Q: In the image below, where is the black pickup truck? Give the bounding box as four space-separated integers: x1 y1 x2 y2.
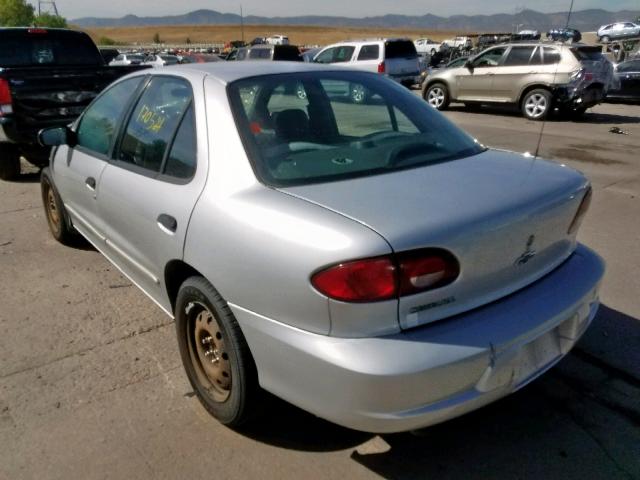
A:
0 28 147 179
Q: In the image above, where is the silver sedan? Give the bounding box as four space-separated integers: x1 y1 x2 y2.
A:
38 62 604 433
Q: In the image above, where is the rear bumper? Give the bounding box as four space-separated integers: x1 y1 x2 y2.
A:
554 84 606 109
231 244 605 433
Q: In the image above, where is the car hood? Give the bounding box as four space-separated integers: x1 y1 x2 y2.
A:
281 149 589 329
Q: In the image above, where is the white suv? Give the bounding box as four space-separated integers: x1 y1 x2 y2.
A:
313 38 420 88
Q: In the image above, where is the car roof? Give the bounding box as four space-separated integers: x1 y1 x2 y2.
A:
168 61 366 84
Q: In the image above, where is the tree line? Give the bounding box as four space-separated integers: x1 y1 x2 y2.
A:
0 0 67 28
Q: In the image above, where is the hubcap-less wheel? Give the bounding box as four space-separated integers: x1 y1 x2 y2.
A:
427 86 445 109
45 184 62 236
188 303 232 402
524 93 548 119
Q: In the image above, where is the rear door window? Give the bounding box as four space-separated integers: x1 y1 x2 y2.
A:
116 77 193 174
357 45 380 61
163 104 197 180
542 47 561 64
504 46 536 66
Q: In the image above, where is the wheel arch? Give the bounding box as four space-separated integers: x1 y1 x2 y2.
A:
165 260 206 314
423 79 451 99
518 84 552 107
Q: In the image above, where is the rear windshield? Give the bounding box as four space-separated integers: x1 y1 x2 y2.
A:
0 29 103 67
228 72 483 187
571 47 604 61
385 40 418 59
273 46 302 61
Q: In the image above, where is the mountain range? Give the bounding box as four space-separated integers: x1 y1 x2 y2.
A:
73 8 640 32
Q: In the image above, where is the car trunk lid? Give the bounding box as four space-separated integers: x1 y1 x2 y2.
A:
281 149 589 330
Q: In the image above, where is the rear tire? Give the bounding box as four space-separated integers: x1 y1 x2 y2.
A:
41 168 77 245
0 144 21 181
424 83 450 110
600 35 610 43
175 277 261 427
349 83 369 104
521 89 551 121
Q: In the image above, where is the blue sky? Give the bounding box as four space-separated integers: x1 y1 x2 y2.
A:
50 0 639 19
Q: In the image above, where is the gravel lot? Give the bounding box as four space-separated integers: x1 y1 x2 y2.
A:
1 101 639 480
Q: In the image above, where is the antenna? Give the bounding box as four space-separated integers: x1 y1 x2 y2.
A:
240 5 245 43
533 0 574 158
38 0 59 16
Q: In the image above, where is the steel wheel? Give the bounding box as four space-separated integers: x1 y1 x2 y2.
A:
40 168 77 245
175 276 260 426
188 302 232 402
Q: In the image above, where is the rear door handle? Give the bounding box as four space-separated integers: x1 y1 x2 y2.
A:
85 177 96 190
157 214 177 234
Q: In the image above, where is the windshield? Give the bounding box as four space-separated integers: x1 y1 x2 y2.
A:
228 72 484 187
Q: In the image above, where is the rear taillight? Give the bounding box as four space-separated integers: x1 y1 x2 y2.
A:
377 61 386 73
568 187 592 235
27 28 48 34
397 249 460 296
0 78 12 116
311 249 459 303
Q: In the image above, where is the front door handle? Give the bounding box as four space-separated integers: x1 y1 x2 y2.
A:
85 177 96 190
157 214 177 234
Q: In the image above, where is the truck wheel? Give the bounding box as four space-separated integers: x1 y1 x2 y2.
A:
0 145 21 180
424 83 450 110
522 89 551 121
41 168 77 245
175 277 260 427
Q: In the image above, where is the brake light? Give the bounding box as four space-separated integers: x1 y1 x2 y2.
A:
311 249 459 303
397 250 460 296
0 78 12 116
27 28 48 34
568 187 592 235
378 61 386 73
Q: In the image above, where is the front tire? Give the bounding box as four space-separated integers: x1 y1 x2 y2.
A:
424 83 450 110
0 144 21 180
521 89 551 121
175 277 260 427
41 168 77 245
600 35 610 43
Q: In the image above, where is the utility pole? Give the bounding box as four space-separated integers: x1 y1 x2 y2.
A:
240 5 245 43
38 1 59 16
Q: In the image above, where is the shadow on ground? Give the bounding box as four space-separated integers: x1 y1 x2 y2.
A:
447 104 640 125
238 304 640 478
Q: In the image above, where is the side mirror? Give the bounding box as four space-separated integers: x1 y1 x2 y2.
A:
38 126 76 147
465 60 474 72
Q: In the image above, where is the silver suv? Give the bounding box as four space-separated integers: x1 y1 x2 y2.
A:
423 43 613 120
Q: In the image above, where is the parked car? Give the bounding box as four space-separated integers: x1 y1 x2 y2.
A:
249 37 267 45
546 28 582 43
180 53 222 64
110 53 146 66
266 35 289 45
98 47 120 64
38 62 603 433
441 36 473 50
237 44 302 62
313 38 420 87
300 47 322 62
143 54 180 68
423 42 613 120
0 27 147 180
597 22 640 43
414 38 442 56
607 59 640 102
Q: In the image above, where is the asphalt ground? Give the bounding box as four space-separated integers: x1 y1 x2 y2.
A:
1 101 639 480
